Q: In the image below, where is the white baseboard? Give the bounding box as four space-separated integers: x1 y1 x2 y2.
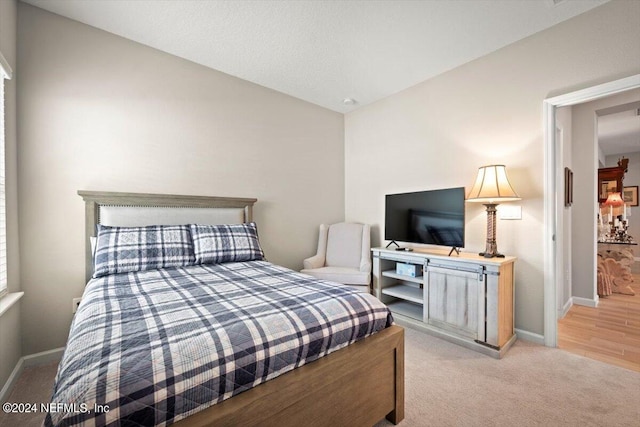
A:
514 328 545 345
0 358 23 403
557 298 573 319
0 347 64 403
22 347 65 368
572 296 599 308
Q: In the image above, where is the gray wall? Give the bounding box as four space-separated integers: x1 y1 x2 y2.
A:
571 89 640 301
345 0 640 336
17 4 345 355
0 0 22 392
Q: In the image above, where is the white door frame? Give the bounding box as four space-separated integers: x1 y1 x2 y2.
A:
543 74 640 347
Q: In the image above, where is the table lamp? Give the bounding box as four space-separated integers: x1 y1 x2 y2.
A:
467 165 521 258
603 192 624 221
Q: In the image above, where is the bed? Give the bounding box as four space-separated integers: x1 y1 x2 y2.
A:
45 191 404 426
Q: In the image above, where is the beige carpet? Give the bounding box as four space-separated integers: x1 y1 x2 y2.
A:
0 361 58 427
2 328 640 427
376 328 640 426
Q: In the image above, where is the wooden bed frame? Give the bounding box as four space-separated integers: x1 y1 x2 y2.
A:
78 190 404 426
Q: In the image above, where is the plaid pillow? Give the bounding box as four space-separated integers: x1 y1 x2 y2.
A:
190 222 264 265
93 225 195 278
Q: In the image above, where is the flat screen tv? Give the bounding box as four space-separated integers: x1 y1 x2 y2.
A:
385 187 465 249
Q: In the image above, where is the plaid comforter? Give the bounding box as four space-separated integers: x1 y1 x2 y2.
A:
45 261 392 426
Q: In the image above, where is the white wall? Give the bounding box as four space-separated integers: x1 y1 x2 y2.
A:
571 89 640 301
17 4 345 355
598 146 606 168
0 0 22 391
345 0 640 336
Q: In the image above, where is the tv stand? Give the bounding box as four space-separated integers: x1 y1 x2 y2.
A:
371 247 517 358
448 247 460 256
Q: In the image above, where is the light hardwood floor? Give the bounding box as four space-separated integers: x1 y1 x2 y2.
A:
558 273 640 372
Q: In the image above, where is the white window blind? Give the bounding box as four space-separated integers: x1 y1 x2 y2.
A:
0 51 11 298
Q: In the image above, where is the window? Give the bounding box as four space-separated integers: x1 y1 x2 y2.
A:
0 52 11 298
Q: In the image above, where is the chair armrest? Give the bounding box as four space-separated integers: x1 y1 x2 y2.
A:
360 259 372 273
359 224 372 273
304 254 325 270
303 224 329 270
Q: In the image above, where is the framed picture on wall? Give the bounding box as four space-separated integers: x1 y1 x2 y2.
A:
623 186 638 207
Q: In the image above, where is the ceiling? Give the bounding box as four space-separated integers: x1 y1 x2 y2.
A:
23 0 608 113
599 107 640 156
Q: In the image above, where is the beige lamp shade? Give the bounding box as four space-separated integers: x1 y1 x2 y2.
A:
467 165 521 203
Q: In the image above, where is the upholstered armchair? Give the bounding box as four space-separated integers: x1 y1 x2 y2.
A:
301 222 371 293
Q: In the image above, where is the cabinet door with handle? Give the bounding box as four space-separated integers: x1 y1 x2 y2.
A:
425 265 484 340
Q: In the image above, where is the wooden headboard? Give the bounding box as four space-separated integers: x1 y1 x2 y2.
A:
78 190 257 282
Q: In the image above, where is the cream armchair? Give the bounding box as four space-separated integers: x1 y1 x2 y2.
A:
301 222 371 293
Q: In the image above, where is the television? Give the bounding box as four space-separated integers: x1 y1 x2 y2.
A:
385 187 465 249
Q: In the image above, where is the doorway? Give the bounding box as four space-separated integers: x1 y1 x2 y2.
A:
543 74 640 348
556 98 640 371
